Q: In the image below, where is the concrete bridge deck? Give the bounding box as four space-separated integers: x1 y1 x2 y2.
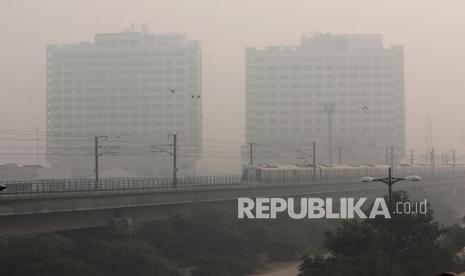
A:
0 176 463 235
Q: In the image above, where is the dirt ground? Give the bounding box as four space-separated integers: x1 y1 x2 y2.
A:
249 261 300 276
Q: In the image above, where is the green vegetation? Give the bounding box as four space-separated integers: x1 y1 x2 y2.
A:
298 191 465 276
1 192 463 276
0 206 335 276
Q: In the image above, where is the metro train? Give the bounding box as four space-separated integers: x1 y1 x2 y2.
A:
241 163 462 183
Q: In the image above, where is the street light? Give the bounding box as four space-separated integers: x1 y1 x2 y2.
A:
360 167 421 276
360 167 421 205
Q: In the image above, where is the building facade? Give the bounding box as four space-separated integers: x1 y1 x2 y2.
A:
46 31 202 177
0 164 71 182
245 33 405 165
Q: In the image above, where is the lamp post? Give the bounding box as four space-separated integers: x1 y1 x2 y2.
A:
361 167 421 276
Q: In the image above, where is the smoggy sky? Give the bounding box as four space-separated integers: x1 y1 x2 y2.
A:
1 0 464 170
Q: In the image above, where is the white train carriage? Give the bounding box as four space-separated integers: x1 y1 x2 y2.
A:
315 164 389 181
243 163 393 183
242 163 463 184
359 164 390 179
394 164 461 177
242 164 313 182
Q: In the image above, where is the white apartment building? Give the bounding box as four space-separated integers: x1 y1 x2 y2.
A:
245 33 405 165
46 31 202 177
0 164 71 182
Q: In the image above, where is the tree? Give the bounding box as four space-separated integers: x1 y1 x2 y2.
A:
92 240 179 276
0 233 85 276
299 191 465 276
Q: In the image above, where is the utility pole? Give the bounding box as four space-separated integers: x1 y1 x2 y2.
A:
338 146 342 164
452 149 456 173
94 136 119 188
431 148 435 177
150 135 177 187
385 146 389 165
95 136 99 187
312 141 316 181
323 103 335 165
35 128 39 165
94 136 107 188
390 146 394 169
168 134 177 188
388 167 393 276
426 109 434 155
249 142 257 166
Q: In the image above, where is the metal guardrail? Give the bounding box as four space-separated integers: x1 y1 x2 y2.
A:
0 176 243 198
0 170 463 199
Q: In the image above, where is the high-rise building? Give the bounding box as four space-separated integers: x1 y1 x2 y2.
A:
245 33 405 165
46 31 202 177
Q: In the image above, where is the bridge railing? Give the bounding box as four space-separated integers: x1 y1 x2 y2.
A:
0 174 359 197
0 176 245 197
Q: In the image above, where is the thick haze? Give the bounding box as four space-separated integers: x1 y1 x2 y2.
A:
1 0 465 171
